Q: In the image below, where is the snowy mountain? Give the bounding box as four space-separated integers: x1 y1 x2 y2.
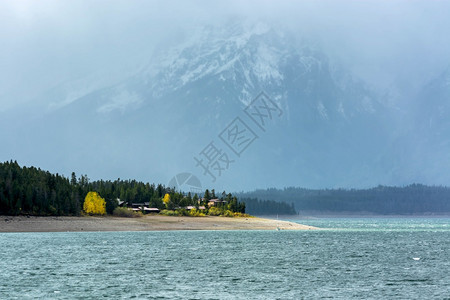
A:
1 21 446 190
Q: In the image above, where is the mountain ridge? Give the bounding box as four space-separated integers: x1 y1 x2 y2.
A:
1 21 448 191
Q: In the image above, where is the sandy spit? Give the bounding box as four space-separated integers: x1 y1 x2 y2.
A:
0 215 317 232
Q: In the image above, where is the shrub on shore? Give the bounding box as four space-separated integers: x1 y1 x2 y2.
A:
160 209 206 217
158 207 250 218
222 210 234 217
232 212 252 218
113 207 143 218
207 207 221 216
203 207 251 217
188 208 206 217
160 209 181 216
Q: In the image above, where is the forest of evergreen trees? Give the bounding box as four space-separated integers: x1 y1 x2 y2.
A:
0 160 81 215
242 198 297 215
4 160 449 216
239 185 450 214
0 161 245 216
0 160 164 215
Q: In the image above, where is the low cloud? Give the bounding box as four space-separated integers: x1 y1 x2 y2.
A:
1 0 449 110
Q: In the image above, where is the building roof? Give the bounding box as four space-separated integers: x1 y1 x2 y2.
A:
208 199 226 203
131 202 150 206
143 207 160 212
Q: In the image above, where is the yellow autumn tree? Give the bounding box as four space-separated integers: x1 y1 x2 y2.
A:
83 191 106 215
163 193 171 208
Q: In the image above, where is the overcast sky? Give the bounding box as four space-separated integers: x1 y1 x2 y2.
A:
1 0 450 111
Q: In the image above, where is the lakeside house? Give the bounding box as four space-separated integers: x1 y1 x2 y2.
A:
115 197 228 213
143 207 161 213
131 202 160 213
207 199 227 207
116 199 160 213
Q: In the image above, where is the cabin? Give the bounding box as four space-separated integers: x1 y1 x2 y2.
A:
129 202 160 213
208 199 227 207
131 202 148 209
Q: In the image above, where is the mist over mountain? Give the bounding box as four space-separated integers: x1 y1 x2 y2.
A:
1 4 450 191
391 67 450 185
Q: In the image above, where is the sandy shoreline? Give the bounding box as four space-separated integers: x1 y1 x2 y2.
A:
0 215 317 232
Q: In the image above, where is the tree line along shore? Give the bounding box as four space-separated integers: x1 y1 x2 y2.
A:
0 160 294 217
5 160 445 217
239 185 450 215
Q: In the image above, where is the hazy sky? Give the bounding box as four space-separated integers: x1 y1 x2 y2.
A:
1 0 450 111
1 0 450 190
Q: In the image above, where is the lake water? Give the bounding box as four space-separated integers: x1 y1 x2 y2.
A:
1 218 449 299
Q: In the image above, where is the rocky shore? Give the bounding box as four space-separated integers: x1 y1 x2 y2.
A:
0 215 317 232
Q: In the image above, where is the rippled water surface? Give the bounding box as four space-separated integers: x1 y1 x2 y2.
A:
1 218 449 299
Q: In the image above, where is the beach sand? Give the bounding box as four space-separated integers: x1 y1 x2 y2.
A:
0 215 316 232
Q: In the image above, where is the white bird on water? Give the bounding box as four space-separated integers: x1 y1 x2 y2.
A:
413 257 421 261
